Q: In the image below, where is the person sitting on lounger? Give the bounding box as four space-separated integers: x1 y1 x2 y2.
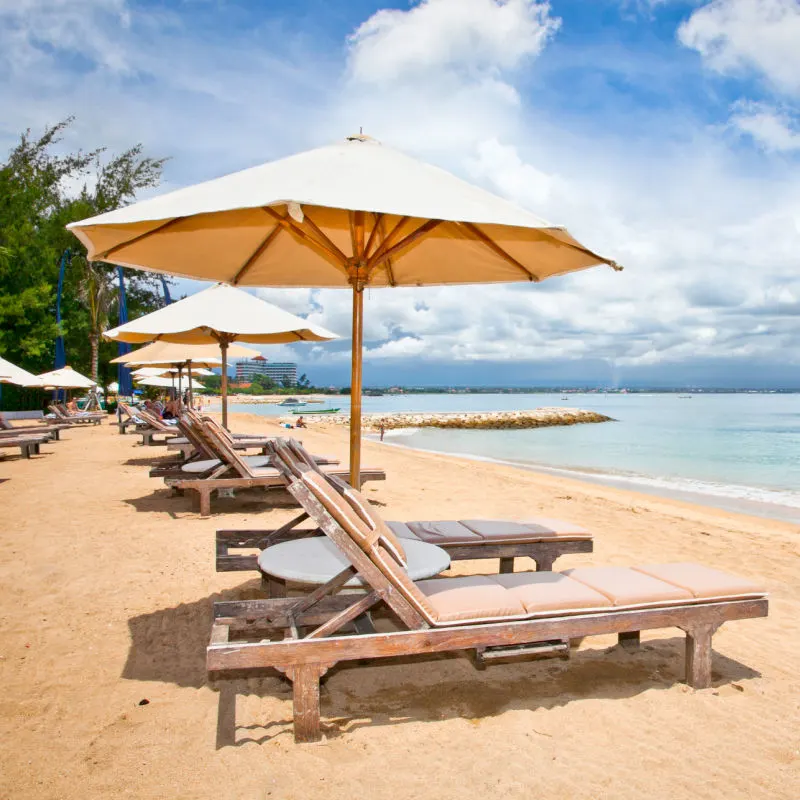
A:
67 398 79 413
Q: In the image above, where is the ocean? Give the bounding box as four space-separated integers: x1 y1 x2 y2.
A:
229 392 800 523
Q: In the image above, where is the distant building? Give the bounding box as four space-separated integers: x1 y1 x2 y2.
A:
235 356 297 386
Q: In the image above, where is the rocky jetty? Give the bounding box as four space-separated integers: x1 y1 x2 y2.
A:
287 408 614 430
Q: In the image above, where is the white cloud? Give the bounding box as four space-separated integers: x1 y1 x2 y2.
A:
729 102 800 151
347 0 559 83
678 0 800 95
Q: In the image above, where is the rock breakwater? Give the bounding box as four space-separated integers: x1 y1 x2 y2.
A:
289 408 614 430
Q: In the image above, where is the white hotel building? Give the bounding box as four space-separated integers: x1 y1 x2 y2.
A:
235 356 297 386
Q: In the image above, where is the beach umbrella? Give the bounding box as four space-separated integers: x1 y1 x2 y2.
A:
102 283 337 427
136 375 205 390
111 340 261 408
37 365 96 389
0 356 44 387
67 135 621 487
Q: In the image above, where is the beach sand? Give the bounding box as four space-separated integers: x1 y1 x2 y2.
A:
0 412 798 799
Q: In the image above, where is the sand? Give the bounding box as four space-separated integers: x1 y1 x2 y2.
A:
0 412 798 799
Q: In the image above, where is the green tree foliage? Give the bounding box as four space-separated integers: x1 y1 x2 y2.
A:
0 118 170 387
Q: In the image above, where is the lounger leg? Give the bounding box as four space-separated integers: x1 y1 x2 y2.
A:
534 555 555 571
263 575 287 598
684 624 716 689
618 631 640 650
292 665 322 743
499 557 515 574
198 489 212 517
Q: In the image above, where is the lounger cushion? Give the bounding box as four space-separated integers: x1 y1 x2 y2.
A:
563 567 693 606
494 572 612 613
301 470 380 549
340 486 408 567
416 575 526 622
633 563 764 600
387 518 592 545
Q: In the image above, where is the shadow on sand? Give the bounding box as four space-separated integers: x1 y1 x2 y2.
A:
123 487 299 517
123 586 762 747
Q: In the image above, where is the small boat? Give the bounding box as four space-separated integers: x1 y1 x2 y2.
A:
677 394 692 399
278 397 306 407
291 407 341 415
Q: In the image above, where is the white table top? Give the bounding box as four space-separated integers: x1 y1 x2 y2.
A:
181 455 270 474
258 536 450 586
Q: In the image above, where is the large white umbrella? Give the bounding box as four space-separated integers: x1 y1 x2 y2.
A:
110 340 260 367
68 134 621 487
0 355 43 387
111 340 261 409
136 375 205 390
103 283 337 427
37 365 96 389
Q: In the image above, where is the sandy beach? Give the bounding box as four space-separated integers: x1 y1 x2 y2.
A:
1 411 798 800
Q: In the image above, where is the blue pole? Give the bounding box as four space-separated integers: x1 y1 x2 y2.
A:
160 276 172 305
54 248 70 404
117 268 133 396
54 248 70 370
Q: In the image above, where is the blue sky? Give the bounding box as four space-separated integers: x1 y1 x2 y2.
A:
2 0 799 387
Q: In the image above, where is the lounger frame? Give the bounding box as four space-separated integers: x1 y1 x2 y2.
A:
207 462 768 743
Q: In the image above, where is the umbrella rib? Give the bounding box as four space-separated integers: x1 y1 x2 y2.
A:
366 219 443 274
459 222 539 282
97 218 185 260
232 224 283 285
375 216 397 287
300 213 350 276
262 207 349 270
366 216 409 266
536 227 624 271
363 213 384 258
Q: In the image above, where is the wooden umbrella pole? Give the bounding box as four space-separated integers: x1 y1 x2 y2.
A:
177 366 183 410
220 338 229 430
186 359 193 408
349 284 364 489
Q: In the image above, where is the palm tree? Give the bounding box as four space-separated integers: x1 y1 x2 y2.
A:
76 258 114 383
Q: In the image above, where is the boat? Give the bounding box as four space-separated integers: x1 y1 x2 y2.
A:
290 407 341 415
278 397 306 407
677 394 692 399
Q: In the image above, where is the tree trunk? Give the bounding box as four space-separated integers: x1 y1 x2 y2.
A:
89 333 100 384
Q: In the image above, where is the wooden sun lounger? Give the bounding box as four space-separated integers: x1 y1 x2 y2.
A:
115 402 149 434
48 404 102 425
215 439 592 586
0 435 48 459
207 448 769 743
0 414 68 440
131 408 182 446
171 416 384 516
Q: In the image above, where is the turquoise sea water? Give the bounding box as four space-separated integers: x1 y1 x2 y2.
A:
229 393 800 523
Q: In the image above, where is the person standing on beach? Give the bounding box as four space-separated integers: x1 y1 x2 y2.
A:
379 419 386 441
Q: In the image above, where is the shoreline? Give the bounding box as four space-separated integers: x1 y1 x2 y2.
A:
368 433 800 524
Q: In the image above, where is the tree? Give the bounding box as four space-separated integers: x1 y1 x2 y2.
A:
251 373 276 392
0 119 169 389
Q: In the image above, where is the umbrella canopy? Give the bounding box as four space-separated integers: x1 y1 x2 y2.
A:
110 340 259 367
136 375 205 390
0 355 43 387
37 365 96 389
103 283 338 426
132 367 213 378
68 135 621 487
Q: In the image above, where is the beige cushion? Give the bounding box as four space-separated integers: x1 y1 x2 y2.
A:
416 575 525 623
633 563 764 600
494 572 612 613
397 518 593 546
341 485 408 567
563 567 693 606
300 470 379 550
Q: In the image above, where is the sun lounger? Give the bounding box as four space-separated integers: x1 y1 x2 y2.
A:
215 439 592 586
48 404 102 425
172 416 384 516
115 402 149 434
207 450 769 743
0 435 49 458
0 414 68 440
130 408 182 446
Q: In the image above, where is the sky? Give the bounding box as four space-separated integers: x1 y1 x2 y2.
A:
2 0 799 388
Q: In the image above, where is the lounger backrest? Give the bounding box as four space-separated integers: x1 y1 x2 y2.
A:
198 418 253 478
299 469 437 625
